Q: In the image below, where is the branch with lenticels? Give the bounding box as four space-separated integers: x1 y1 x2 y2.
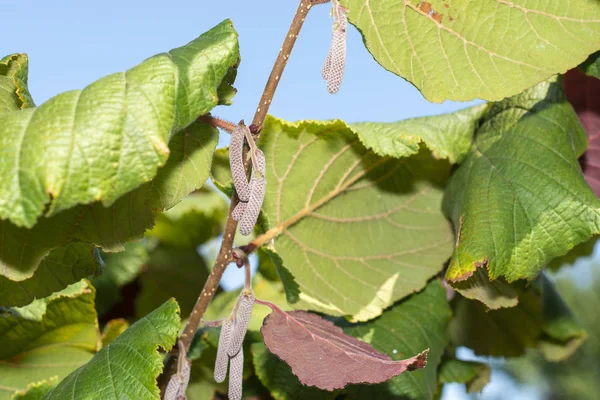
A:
158 0 331 393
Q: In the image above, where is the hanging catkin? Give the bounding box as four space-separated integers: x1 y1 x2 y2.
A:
322 0 348 94
239 148 266 236
228 291 255 357
214 319 233 383
229 123 251 202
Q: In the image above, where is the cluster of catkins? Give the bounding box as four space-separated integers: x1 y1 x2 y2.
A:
229 122 266 236
214 289 256 400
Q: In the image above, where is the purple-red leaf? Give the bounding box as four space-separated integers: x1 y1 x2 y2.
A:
259 303 428 391
563 69 600 197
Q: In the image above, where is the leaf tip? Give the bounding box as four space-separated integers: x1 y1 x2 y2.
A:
406 348 429 371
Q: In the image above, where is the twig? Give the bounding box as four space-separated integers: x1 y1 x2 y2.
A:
158 0 330 393
252 0 331 130
197 114 236 133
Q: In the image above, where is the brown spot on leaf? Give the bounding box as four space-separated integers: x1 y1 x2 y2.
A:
444 3 449 7
449 16 454 22
432 12 443 23
418 1 432 14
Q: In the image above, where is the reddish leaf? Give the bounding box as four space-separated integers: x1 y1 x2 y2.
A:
563 69 600 197
258 301 428 391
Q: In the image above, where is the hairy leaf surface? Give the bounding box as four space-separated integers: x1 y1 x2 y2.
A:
1 121 218 282
444 78 600 304
341 0 600 102
0 20 238 229
0 281 98 400
350 104 487 163
213 116 454 321
344 280 451 400
260 305 428 391
42 299 180 400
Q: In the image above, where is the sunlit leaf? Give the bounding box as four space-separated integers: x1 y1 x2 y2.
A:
443 78 600 306
0 20 238 229
42 299 180 400
0 120 217 282
0 281 98 400
350 104 487 163
341 0 600 102
0 53 35 114
214 116 454 321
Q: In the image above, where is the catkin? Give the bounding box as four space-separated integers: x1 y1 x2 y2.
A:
227 291 255 357
229 123 251 202
163 357 191 400
232 200 247 222
227 348 244 400
239 148 266 236
214 319 233 383
322 4 347 94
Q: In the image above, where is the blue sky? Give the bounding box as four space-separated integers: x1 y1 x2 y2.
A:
3 0 479 134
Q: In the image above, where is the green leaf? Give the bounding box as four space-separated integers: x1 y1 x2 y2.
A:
0 280 98 400
233 116 453 321
135 246 209 318
438 359 490 393
146 188 228 248
548 235 598 271
10 378 57 400
0 20 238 229
450 274 587 361
210 147 233 196
344 280 452 399
42 299 180 400
0 120 218 282
0 54 35 114
579 51 600 78
443 78 600 304
0 243 99 307
100 319 129 347
251 342 337 400
349 104 488 163
341 0 600 102
204 274 290 331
